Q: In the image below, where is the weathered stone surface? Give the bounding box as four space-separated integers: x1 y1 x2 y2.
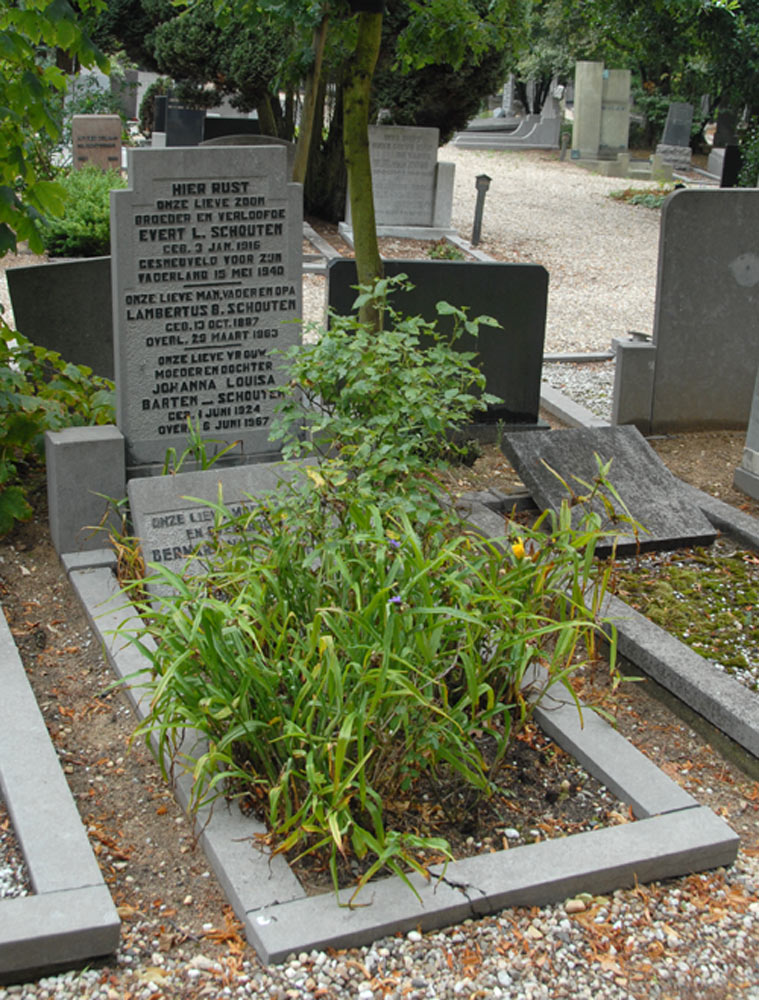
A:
72 114 121 171
111 145 302 471
501 425 716 554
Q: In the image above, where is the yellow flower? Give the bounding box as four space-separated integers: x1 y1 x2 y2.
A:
511 539 526 560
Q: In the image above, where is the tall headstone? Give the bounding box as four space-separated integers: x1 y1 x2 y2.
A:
71 114 122 171
734 366 759 499
571 63 630 161
110 145 302 472
165 100 206 147
571 61 604 159
613 189 759 432
656 102 694 170
340 126 455 240
599 69 631 159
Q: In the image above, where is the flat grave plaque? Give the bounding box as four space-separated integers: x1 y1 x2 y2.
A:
502 425 717 555
111 145 302 469
129 461 305 582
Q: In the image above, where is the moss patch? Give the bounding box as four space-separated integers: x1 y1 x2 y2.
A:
609 537 759 691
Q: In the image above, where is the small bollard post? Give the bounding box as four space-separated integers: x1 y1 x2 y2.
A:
471 173 491 246
559 132 570 161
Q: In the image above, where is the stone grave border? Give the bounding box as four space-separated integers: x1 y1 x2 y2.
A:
64 513 738 964
0 608 120 985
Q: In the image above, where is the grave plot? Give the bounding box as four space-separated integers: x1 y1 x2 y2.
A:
62 457 739 964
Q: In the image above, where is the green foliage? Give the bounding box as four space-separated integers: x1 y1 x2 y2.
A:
0 0 108 256
426 239 465 260
119 278 624 898
138 77 172 136
270 275 501 505
38 166 126 258
609 186 674 210
0 321 114 535
63 73 126 147
739 122 759 187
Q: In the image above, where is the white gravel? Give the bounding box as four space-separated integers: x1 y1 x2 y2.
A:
4 151 759 999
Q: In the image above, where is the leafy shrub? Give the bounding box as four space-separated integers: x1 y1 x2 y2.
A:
0 321 114 534
738 122 759 187
426 239 465 261
120 278 623 898
39 166 127 258
139 78 172 137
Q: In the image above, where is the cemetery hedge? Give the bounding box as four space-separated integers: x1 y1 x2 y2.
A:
39 166 127 258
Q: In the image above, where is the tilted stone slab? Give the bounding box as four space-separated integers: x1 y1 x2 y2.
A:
501 425 716 555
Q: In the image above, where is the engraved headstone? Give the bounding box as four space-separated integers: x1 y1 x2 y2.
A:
734 366 759 499
71 114 122 171
203 117 261 142
502 425 717 556
128 460 305 583
110 145 302 471
165 100 206 147
661 102 694 147
367 125 439 226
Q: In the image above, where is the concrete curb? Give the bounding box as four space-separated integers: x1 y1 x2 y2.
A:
66 561 738 964
539 382 609 428
0 609 120 985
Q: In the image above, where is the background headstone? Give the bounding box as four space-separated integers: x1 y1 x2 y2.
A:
501 425 717 555
598 69 631 159
327 259 548 429
571 61 604 159
365 125 439 226
656 102 694 170
71 115 122 171
165 100 206 147
7 257 114 378
110 145 302 471
203 117 261 142
613 189 759 432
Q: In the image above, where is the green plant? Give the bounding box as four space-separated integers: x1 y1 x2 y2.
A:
162 416 242 475
117 279 627 901
122 464 621 901
738 121 759 187
609 185 674 210
270 274 501 511
139 78 172 137
62 73 127 150
0 321 114 534
38 165 127 258
426 239 465 261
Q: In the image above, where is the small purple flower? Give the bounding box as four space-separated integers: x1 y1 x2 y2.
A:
387 537 401 549
388 595 403 605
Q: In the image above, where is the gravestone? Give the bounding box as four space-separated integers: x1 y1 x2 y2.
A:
110 144 302 472
720 145 742 188
502 425 717 556
154 95 168 132
71 114 122 171
339 126 455 240
327 259 548 429
656 102 693 170
203 117 261 142
734 367 759 499
128 460 305 583
613 189 759 432
571 63 630 161
165 100 206 147
713 109 738 147
7 257 114 378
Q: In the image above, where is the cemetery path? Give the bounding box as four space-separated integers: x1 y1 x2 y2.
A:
2 434 759 998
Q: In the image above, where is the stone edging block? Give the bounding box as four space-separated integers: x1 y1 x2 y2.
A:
0 610 120 984
67 562 738 964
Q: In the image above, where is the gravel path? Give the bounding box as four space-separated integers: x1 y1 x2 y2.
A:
3 151 759 1000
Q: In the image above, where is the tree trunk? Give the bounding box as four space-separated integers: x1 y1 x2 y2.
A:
256 94 279 136
293 15 330 184
343 10 383 328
